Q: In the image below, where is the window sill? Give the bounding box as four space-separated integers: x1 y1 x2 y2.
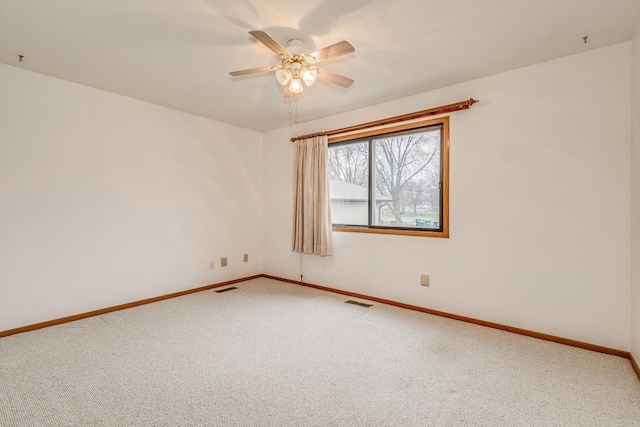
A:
332 226 449 238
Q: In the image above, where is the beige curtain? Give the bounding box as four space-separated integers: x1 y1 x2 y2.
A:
292 135 332 256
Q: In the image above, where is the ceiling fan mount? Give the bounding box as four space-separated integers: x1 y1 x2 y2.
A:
285 38 306 52
229 30 355 97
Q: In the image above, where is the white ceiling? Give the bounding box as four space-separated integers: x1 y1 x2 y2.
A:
1 0 639 132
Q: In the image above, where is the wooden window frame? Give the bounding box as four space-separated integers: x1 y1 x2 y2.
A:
329 116 449 238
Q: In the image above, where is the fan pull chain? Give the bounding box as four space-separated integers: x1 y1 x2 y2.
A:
286 93 298 124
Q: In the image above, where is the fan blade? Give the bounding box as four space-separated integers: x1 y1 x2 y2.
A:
317 69 354 88
249 31 289 56
229 66 275 77
309 41 355 62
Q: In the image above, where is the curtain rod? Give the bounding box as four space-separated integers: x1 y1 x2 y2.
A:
290 98 479 142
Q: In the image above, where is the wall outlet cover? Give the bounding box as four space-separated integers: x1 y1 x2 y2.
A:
421 274 430 286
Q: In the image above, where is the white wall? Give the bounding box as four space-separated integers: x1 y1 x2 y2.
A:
631 23 640 361
0 64 263 332
263 43 631 350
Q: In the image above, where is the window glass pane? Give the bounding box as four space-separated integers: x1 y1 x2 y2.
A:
328 141 369 226
372 127 441 228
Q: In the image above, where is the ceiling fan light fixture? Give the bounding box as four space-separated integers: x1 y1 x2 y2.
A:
301 67 319 86
289 78 303 93
229 31 355 101
276 68 292 85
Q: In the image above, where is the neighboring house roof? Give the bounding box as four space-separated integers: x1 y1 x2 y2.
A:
329 180 392 202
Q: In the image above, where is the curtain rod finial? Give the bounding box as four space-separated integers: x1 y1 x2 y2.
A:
469 98 479 106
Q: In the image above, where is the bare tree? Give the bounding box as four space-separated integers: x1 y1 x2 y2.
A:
402 179 428 215
327 142 368 186
374 132 439 222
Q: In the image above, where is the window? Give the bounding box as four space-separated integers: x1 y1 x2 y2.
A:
327 117 449 237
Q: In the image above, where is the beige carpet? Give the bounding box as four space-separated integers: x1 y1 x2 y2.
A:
1 277 639 426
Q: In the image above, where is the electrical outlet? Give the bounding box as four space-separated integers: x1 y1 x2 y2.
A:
244 254 249 262
421 274 430 287
221 257 227 267
209 260 215 270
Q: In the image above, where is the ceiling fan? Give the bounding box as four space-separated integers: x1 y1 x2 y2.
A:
229 31 355 97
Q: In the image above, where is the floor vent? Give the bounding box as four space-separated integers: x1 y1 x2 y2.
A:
345 300 373 308
215 286 238 293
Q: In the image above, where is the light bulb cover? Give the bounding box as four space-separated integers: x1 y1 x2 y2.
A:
275 68 292 86
289 78 303 93
300 67 319 86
